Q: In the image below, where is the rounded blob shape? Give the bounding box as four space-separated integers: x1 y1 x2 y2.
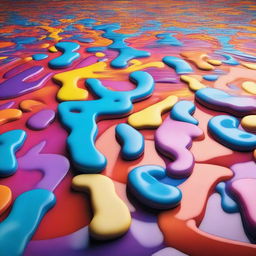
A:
27 109 55 130
128 165 182 209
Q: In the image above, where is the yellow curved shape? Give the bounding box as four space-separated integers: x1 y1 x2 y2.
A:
72 174 131 240
207 59 222 66
180 75 206 91
241 62 256 70
48 46 58 53
124 60 164 73
241 115 256 132
41 43 50 48
128 95 178 129
53 61 108 101
242 81 256 95
95 52 105 57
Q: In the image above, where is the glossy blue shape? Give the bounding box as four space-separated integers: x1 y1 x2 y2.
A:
111 47 150 69
171 100 198 125
208 115 256 151
162 56 193 74
49 42 80 69
128 165 182 209
86 46 107 52
58 71 154 173
0 189 56 256
32 53 48 61
115 123 144 160
203 74 219 81
156 33 183 46
0 129 27 177
222 54 239 65
216 182 239 213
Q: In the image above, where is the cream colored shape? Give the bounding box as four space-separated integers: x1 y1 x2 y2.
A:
241 115 256 132
53 61 108 101
241 62 256 70
180 75 206 91
128 95 178 129
72 174 131 240
207 59 222 66
242 81 256 95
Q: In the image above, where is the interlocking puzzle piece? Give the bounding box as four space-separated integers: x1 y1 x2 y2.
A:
230 179 256 242
208 115 256 151
215 182 239 213
128 165 182 209
0 185 12 215
0 66 51 99
18 141 70 191
171 100 198 125
0 129 26 177
0 189 56 256
27 109 55 130
72 174 131 240
53 61 107 101
0 108 22 125
49 41 80 69
162 56 193 74
155 116 203 178
196 88 256 117
158 163 256 256
58 71 154 173
128 95 178 129
115 123 144 160
180 75 206 91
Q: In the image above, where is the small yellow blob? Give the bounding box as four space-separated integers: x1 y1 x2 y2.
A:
0 57 7 60
23 57 33 61
95 52 105 57
180 75 206 91
206 59 222 66
128 95 178 129
72 174 131 240
48 46 58 53
41 43 50 48
242 81 256 95
241 115 256 132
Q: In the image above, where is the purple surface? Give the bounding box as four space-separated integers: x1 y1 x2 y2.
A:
27 109 55 130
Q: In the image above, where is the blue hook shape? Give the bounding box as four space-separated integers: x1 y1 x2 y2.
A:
208 115 256 151
0 129 27 177
0 189 56 256
49 41 80 69
216 182 239 213
128 165 182 209
162 56 193 74
58 71 154 173
115 123 144 160
171 100 198 125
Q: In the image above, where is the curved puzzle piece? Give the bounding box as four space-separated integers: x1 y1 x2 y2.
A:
0 66 51 99
115 123 144 160
18 141 70 191
215 182 239 213
128 165 182 209
53 61 107 101
180 75 206 91
0 189 56 256
49 41 80 69
196 87 256 117
162 56 193 74
208 115 256 151
155 116 203 178
0 108 22 125
230 179 256 242
58 71 154 173
0 185 12 215
72 174 131 240
0 129 27 177
158 163 256 256
27 109 55 130
171 100 198 125
128 95 178 129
